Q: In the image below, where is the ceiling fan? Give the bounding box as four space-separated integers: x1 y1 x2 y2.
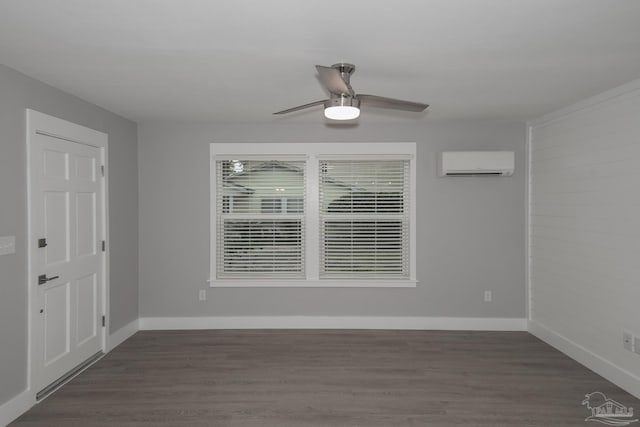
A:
273 63 429 120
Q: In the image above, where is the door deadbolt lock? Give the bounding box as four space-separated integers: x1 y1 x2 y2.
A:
38 274 59 285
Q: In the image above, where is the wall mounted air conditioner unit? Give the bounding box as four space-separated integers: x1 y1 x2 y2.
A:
439 151 514 177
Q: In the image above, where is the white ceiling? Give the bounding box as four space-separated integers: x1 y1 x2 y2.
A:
1 0 640 123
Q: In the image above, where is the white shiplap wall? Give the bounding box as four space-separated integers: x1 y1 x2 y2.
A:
528 81 640 398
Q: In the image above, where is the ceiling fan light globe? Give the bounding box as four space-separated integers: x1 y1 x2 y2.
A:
324 106 360 120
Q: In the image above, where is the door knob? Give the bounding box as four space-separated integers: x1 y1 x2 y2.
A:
38 274 60 285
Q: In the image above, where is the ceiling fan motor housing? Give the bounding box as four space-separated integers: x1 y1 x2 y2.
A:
324 95 360 109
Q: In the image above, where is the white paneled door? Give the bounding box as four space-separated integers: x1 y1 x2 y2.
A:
28 110 108 398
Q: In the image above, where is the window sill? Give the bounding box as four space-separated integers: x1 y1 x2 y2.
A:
207 279 418 288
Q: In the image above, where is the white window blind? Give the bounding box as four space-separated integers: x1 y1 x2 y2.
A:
319 160 410 278
216 160 305 278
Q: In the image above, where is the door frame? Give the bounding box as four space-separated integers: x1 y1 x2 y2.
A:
26 109 109 402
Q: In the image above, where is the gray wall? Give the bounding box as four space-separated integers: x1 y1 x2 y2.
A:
139 121 526 318
0 65 138 405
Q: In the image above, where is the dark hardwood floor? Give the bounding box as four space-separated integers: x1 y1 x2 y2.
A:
11 330 640 426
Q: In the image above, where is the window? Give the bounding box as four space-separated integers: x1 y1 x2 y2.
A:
319 160 409 278
216 160 305 278
210 143 416 287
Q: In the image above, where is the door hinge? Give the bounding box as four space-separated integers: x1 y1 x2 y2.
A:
100 165 105 177
102 315 106 327
101 240 106 252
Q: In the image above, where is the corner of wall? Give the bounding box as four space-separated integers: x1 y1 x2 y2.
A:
0 389 33 427
108 318 139 352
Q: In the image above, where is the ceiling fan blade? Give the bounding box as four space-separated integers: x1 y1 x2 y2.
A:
358 94 429 112
273 99 327 115
316 65 353 96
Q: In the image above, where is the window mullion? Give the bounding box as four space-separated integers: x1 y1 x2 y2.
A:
305 156 320 280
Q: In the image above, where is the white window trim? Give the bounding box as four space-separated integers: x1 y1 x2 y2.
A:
209 142 417 288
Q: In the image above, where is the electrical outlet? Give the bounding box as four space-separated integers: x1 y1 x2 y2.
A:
0 236 16 256
484 291 492 302
198 289 206 301
623 331 633 351
634 337 640 356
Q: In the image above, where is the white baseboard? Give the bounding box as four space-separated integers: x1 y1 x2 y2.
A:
0 319 141 426
0 389 33 427
529 320 640 399
139 316 527 331
108 318 139 352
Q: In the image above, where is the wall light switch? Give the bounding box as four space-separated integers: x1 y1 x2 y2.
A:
0 236 16 256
